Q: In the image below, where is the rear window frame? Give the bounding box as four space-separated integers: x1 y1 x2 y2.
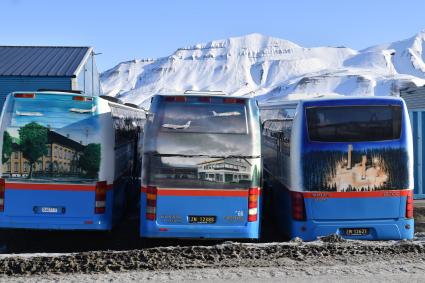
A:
304 104 403 143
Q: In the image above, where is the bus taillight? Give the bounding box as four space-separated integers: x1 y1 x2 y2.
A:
291 191 306 221
248 187 259 222
14 93 35 98
95 181 107 214
0 178 5 212
165 96 187 102
223 98 245 104
145 186 157 220
73 96 92 101
406 190 414 219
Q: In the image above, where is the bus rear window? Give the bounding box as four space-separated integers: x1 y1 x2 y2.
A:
158 102 248 134
306 105 402 142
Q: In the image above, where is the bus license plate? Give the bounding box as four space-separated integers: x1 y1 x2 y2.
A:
34 206 64 214
344 228 369 236
188 215 216 224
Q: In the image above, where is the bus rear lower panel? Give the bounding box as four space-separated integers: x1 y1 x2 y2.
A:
140 189 261 239
271 187 414 241
289 218 413 241
0 182 113 230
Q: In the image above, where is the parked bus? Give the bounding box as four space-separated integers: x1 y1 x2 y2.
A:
260 96 414 241
0 91 145 230
140 93 262 239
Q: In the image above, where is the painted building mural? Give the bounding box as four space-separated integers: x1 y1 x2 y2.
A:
1 94 101 182
302 145 409 192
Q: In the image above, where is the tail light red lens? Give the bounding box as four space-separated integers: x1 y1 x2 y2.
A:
291 191 306 221
73 96 92 101
14 93 35 98
145 186 157 220
248 187 259 222
95 181 107 214
165 96 186 102
223 98 245 104
406 190 414 219
0 178 5 212
198 97 211 103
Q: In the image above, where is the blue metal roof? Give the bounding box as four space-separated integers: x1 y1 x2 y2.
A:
0 46 91 77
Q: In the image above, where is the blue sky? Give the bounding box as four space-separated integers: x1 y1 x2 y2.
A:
1 0 424 72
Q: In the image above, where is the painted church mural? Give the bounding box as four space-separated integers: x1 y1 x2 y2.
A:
302 144 409 192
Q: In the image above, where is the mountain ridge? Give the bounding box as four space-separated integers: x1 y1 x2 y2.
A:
101 32 425 106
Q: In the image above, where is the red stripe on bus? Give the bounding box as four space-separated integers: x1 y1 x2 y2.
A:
5 183 113 191
303 189 411 199
140 187 252 197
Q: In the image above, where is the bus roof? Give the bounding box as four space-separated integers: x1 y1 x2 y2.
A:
12 91 94 98
259 95 404 108
155 93 252 100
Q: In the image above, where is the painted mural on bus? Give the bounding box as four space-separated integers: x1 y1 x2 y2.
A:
1 95 101 183
302 144 409 192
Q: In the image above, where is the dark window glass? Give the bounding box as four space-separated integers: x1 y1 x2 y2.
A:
306 105 402 142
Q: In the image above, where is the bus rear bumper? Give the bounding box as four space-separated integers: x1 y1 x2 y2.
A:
140 222 260 239
0 215 112 231
289 218 414 241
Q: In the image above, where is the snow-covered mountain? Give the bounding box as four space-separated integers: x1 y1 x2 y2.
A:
100 32 425 106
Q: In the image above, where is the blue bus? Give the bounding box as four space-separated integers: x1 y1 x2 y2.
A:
261 96 414 241
0 91 145 230
140 93 262 239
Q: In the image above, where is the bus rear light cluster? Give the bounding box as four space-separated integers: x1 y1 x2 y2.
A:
248 187 259 222
406 190 414 219
145 186 157 220
0 178 5 212
165 96 187 102
14 93 35 98
95 181 107 214
291 191 306 221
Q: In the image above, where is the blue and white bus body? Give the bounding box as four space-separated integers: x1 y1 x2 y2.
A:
261 96 414 241
140 94 262 239
0 91 145 230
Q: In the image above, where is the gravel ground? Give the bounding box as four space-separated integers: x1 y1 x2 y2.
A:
0 206 423 281
1 235 425 282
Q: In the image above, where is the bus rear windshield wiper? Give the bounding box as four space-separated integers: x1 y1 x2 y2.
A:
152 153 261 159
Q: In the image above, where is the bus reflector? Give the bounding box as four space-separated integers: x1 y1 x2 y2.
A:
95 181 107 214
165 96 187 102
406 190 413 219
14 93 35 98
73 96 92 101
145 186 157 220
0 178 5 212
248 187 259 222
291 191 306 221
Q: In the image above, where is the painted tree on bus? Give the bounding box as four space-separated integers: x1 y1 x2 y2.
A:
79 143 101 178
18 122 48 178
2 131 12 163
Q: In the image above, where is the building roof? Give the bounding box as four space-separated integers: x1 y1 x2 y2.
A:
0 46 92 77
48 131 85 152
